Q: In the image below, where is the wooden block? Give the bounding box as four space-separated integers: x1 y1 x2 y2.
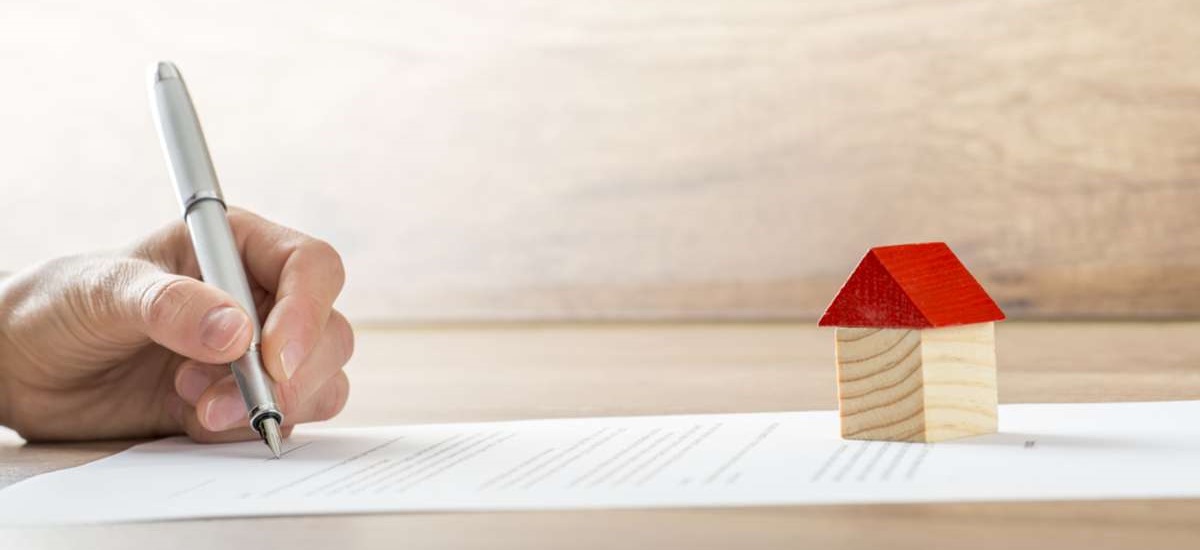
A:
835 322 997 443
819 242 1006 329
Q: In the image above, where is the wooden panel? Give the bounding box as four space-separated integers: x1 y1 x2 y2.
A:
832 323 999 443
4 322 1200 547
1 1 1199 321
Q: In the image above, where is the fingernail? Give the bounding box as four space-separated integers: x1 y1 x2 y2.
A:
280 341 304 380
176 367 211 405
205 394 246 430
201 307 248 352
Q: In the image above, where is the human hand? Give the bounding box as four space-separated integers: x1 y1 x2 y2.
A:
0 209 353 442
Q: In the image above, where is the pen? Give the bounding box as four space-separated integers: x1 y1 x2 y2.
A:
147 61 284 458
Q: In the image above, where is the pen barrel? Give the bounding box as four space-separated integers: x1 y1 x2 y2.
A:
230 350 280 431
150 62 282 434
185 200 281 430
149 65 225 214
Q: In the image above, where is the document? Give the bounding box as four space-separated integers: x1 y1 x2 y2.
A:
2 400 1200 525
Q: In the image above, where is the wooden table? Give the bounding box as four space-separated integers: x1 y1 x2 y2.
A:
3 322 1200 548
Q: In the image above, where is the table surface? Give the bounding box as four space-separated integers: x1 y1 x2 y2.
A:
3 321 1200 548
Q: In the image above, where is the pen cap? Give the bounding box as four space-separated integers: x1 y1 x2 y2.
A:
148 61 226 215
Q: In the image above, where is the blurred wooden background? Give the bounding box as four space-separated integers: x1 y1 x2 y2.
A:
1 0 1198 322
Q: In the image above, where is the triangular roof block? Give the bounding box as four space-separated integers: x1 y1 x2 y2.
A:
818 242 1005 328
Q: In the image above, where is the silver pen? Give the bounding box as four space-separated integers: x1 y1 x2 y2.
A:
147 61 284 458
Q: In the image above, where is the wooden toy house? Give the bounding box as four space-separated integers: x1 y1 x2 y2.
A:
819 242 1005 443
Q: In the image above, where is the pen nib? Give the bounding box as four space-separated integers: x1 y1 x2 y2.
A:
259 417 283 459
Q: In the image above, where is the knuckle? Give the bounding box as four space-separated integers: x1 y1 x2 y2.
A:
331 311 356 364
226 209 267 247
225 206 259 225
80 258 142 312
12 256 155 351
304 239 346 290
65 257 148 328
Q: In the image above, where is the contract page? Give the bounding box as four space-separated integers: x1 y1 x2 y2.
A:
2 401 1198 524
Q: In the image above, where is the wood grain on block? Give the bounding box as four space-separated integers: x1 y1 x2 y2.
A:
834 323 998 442
920 322 999 441
835 328 927 442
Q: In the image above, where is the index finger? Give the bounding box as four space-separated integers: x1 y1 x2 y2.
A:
229 208 346 383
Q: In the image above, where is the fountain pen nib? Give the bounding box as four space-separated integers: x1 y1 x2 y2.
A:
259 417 282 459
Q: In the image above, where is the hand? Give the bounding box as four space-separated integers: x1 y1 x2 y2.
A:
0 208 353 442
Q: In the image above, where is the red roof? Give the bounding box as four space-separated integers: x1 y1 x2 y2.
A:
818 242 1005 328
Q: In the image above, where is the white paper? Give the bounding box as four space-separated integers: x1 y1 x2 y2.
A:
3 400 1200 525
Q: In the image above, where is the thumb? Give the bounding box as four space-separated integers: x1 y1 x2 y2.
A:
117 269 254 364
